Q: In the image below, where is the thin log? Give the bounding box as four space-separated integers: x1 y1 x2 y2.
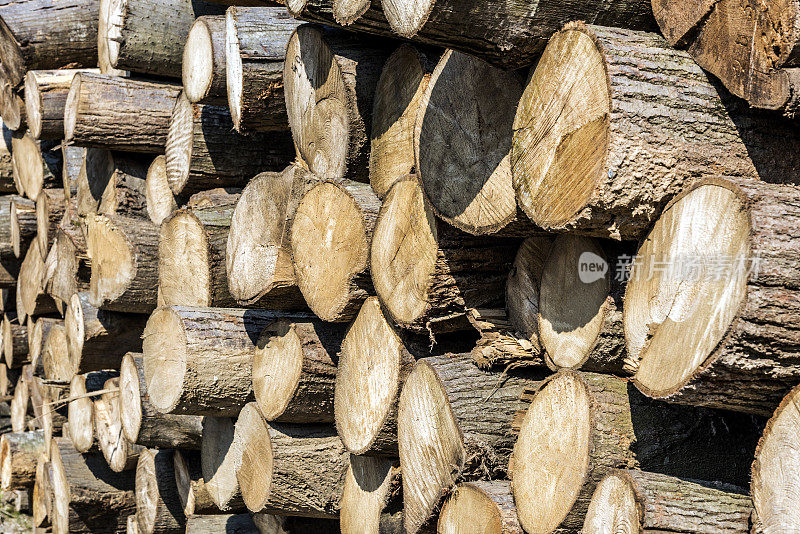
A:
0 81 25 132
17 239 57 321
127 515 138 534
42 323 72 382
29 317 60 375
3 313 28 368
0 430 45 490
438 481 523 534
11 132 61 202
35 188 66 253
200 416 246 511
135 449 185 534
94 377 144 473
49 222 90 306
77 149 151 219
173 449 221 516
24 70 99 140
144 155 180 225
67 370 118 453
10 366 28 432
183 15 227 105
32 453 51 527
340 455 401 533
62 144 86 207
10 195 35 260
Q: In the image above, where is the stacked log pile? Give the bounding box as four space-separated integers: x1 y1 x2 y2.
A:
0 0 797 533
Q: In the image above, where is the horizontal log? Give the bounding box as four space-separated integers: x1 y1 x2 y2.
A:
135 449 185 534
185 514 259 533
77 149 151 219
0 430 45 490
24 70 99 140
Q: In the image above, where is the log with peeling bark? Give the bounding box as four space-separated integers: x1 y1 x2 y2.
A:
67 370 117 453
94 378 144 473
64 292 146 376
752 383 800 532
135 449 185 534
0 0 99 87
415 50 527 235
468 308 544 371
11 132 61 202
65 74 181 153
234 403 348 516
142 306 313 416
334 297 418 456
102 0 224 78
225 7 299 132
225 165 318 309
438 481 522 534
583 469 752 533
164 93 293 197
158 193 240 307
173 450 220 516
10 195 35 260
624 177 800 416
340 455 401 533
17 240 57 321
183 15 227 105
200 416 246 511
0 430 45 490
510 371 763 534
49 222 90 306
49 437 136 534
35 188 66 253
252 318 344 423
76 149 151 219
290 180 379 322
3 313 28 368
284 25 392 182
371 177 519 335
120 353 203 449
86 213 159 313
24 70 98 140
512 23 800 240
369 44 436 199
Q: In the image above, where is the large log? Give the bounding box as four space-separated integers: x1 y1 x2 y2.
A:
334 297 416 456
201 416 246 511
49 437 136 534
512 23 800 240
142 306 312 416
0 430 45 490
340 455 401 533
135 449 185 534
438 481 522 534
11 132 61 202
583 470 752 533
67 370 118 453
0 0 99 86
120 353 203 449
252 318 344 423
64 292 146 375
416 50 525 235
225 7 299 132
225 165 318 308
102 0 224 78
64 74 181 153
86 214 159 313
183 15 227 105
624 177 800 416
234 403 348 516
49 222 91 307
173 450 220 516
164 92 293 197
76 149 151 219
2 313 28 368
284 25 392 182
24 70 98 140
94 378 144 473
290 180 379 321
370 177 519 335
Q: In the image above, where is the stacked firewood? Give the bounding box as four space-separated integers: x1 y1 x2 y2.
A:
0 0 798 532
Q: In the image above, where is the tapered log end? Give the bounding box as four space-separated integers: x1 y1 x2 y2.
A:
158 210 212 307
398 360 465 534
333 0 372 25
290 182 369 322
417 50 521 235
582 472 639 533
284 25 350 180
86 214 136 309
506 237 551 349
64 75 82 144
285 0 310 18
235 403 273 512
340 455 398 532
370 178 438 328
49 438 69 534
34 194 49 261
105 0 126 69
119 353 142 444
68 375 94 453
624 183 749 399
381 0 432 37
224 10 244 130
64 294 85 377
142 307 188 415
0 82 24 132
511 26 611 232
23 72 43 140
165 93 194 195
335 297 403 455
184 21 216 104
752 384 800 531
33 453 49 526
2 315 12 367
145 155 177 225
202 416 242 511
253 321 304 421
511 371 591 534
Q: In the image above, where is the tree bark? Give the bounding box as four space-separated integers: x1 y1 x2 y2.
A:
120 353 203 449
583 469 752 534
225 7 299 132
104 0 224 78
253 318 345 423
86 213 159 313
62 145 85 205
3 313 28 368
35 188 66 253
371 177 520 336
77 149 151 219
625 177 800 416
141 306 313 416
67 370 118 454
284 25 392 182
173 449 222 516
467 308 545 371
49 437 136 534
200 416 246 511
11 132 61 202
512 23 800 240
135 449 185 534
49 222 91 307
0 0 99 86
94 377 144 473
439 481 523 534
226 165 318 309
24 70 98 140
0 430 45 490
183 15 227 105
234 403 349 517
164 92 293 197
185 514 261 534
340 455 401 533
65 73 181 153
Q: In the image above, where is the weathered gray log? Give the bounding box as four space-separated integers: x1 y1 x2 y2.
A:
135 449 185 534
183 15 227 105
24 70 99 140
76 149 151 219
0 430 45 490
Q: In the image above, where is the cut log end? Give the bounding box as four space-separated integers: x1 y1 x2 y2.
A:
184 21 216 104
64 293 86 377
253 320 305 421
333 0 371 25
202 416 242 511
438 481 522 534
42 324 71 382
290 181 370 321
624 183 749 398
234 403 273 512
173 450 202 516
141 307 187 414
506 236 551 347
64 74 82 143
582 471 639 533
119 353 142 445
12 133 49 202
165 93 195 195
158 210 212 307
23 72 43 140
67 374 94 453
134 449 164 534
335 297 404 455
145 155 177 225
94 378 137 472
105 0 125 68
511 28 610 231
381 0 433 37
224 9 244 129
86 214 136 309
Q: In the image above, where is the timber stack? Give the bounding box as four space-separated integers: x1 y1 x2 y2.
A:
0 0 797 532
